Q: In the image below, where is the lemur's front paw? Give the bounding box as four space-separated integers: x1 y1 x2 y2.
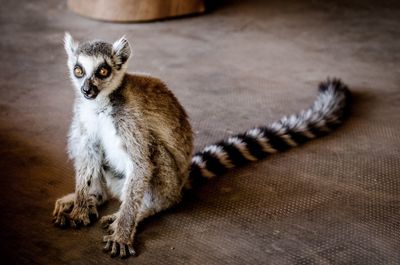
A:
53 194 98 228
69 203 98 228
53 193 75 228
103 233 136 258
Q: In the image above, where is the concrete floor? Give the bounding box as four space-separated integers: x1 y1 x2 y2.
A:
0 0 399 264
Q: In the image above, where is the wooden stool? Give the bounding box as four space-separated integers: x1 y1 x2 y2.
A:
67 0 205 22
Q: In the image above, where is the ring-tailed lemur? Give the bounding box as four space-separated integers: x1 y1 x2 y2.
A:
53 33 351 258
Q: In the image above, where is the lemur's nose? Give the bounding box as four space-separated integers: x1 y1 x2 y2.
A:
82 79 97 92
81 79 99 100
82 85 90 93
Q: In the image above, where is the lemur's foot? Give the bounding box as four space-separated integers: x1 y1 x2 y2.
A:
103 233 136 258
100 213 118 232
53 193 75 228
69 202 98 228
53 194 98 228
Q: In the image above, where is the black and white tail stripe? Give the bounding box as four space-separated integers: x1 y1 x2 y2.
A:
189 78 351 183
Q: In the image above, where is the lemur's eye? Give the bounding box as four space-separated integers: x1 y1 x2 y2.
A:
74 65 84 78
95 64 111 79
99 67 108 77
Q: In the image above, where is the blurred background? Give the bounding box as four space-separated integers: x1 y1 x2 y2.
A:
0 0 399 264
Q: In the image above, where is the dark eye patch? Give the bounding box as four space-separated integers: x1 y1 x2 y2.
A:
95 62 112 79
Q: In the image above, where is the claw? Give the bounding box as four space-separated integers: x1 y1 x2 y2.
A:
119 244 127 258
83 218 91 226
110 242 119 257
70 221 76 228
103 240 112 252
53 212 69 228
127 243 136 257
59 216 68 228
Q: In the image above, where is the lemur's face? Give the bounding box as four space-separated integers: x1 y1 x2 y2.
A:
64 33 131 100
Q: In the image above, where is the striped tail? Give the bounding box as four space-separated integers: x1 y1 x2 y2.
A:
189 78 351 185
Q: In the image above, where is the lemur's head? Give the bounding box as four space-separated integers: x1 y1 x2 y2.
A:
64 33 131 100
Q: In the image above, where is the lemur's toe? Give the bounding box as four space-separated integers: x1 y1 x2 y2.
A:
102 235 135 258
118 243 136 258
53 212 69 228
103 240 112 252
127 243 136 257
70 219 82 228
110 242 119 257
100 214 117 229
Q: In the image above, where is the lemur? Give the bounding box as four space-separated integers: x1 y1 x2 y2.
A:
53 33 351 258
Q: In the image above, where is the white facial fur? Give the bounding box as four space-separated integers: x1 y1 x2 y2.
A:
69 55 102 92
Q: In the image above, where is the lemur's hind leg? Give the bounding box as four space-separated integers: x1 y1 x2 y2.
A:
102 186 182 257
102 143 186 258
100 189 179 235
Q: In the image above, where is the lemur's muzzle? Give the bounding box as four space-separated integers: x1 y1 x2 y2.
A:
81 79 99 100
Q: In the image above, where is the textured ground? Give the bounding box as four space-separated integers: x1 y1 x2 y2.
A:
0 0 399 264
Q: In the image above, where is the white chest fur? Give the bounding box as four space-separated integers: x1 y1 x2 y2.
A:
78 101 133 179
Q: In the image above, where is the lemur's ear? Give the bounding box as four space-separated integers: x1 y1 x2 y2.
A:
112 36 131 67
64 32 78 57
